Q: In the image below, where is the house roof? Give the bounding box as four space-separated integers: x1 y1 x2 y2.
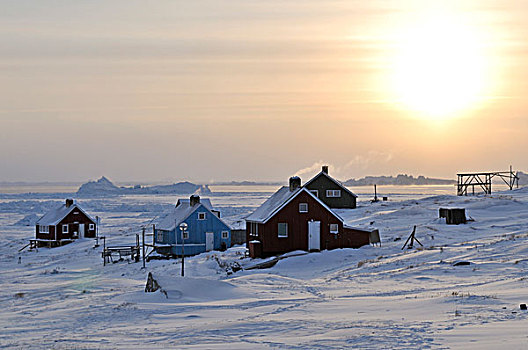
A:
245 186 344 224
333 209 377 232
245 186 299 223
36 201 96 226
303 171 358 198
157 199 227 231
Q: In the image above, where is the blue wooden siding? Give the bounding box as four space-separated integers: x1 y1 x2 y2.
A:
154 204 231 256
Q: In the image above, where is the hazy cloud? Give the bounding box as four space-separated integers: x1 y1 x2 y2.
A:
295 152 394 182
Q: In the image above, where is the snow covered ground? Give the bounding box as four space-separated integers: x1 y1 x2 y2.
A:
1 186 527 349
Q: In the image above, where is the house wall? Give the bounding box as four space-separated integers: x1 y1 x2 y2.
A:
304 175 357 209
341 227 371 248
253 191 348 257
57 207 96 240
231 229 246 246
154 204 231 256
246 191 371 258
36 225 55 240
35 206 96 241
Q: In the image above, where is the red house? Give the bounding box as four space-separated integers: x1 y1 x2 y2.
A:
35 199 97 247
245 177 373 258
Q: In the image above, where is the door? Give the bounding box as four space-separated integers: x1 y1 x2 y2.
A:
308 221 321 251
78 224 85 239
205 232 214 251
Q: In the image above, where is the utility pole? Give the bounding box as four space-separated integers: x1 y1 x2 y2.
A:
95 216 100 247
179 222 188 277
102 236 106 266
142 227 146 269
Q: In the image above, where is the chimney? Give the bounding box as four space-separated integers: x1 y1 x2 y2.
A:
65 199 74 208
322 165 329 174
289 176 301 191
190 195 200 206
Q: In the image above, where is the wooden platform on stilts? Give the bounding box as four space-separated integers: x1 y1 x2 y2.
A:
457 166 519 196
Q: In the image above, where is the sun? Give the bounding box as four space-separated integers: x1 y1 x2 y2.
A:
390 15 488 120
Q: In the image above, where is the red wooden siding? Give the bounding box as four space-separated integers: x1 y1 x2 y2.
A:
247 190 369 257
36 225 55 240
36 207 96 241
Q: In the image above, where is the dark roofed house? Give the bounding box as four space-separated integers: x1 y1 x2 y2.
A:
35 199 97 247
245 177 372 258
304 165 357 209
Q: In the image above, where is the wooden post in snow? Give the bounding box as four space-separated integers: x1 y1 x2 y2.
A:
401 226 423 250
142 227 146 269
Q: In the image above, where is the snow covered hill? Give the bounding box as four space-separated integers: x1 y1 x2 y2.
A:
1 188 527 348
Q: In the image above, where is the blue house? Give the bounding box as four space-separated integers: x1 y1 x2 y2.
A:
154 195 231 256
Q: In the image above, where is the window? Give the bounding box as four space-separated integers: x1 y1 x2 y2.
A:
330 224 339 234
73 211 79 215
39 225 49 233
299 203 308 213
326 189 341 198
182 232 189 239
278 223 288 238
89 224 95 230
222 231 229 239
309 190 318 197
62 224 69 233
198 212 206 220
249 222 259 236
157 231 164 242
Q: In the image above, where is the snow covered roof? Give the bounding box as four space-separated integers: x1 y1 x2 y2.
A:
304 171 358 198
334 209 376 232
157 198 226 231
245 186 300 223
246 186 344 224
36 201 95 226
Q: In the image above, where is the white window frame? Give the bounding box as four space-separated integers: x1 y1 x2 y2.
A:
326 189 341 198
62 224 69 233
309 189 318 197
249 222 259 236
299 203 308 213
330 224 339 234
73 211 79 215
89 223 95 230
222 231 229 239
198 212 206 220
182 231 189 239
278 223 288 238
157 231 164 242
39 225 49 233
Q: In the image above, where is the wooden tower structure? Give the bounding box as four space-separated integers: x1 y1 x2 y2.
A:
457 166 519 196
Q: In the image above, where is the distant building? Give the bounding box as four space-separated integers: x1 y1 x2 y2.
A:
245 177 372 258
229 219 247 246
35 199 97 247
303 165 357 209
154 195 231 256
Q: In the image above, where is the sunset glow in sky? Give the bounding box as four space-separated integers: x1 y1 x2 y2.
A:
1 1 526 182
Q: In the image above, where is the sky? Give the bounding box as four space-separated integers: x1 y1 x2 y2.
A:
1 0 527 183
